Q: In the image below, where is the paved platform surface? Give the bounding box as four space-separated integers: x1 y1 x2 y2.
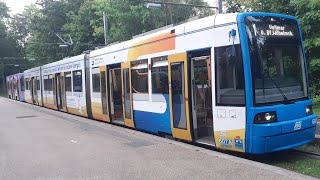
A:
0 97 316 180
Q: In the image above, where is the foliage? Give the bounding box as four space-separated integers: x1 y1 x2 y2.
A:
64 0 213 55
0 1 25 93
0 0 213 92
8 0 213 61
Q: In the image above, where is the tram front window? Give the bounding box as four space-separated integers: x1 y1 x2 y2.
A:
245 16 308 105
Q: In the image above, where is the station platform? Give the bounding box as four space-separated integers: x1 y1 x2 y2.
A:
0 97 316 180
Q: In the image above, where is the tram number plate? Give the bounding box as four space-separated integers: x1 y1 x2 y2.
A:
293 121 302 131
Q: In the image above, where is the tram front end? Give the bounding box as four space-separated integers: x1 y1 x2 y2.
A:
237 13 317 154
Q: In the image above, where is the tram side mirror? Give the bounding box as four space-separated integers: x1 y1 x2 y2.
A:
227 29 237 63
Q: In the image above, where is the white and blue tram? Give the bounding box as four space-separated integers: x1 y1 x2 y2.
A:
14 12 317 154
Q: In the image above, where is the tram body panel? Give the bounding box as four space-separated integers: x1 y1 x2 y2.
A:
24 67 42 105
90 44 129 125
41 55 89 117
16 73 25 102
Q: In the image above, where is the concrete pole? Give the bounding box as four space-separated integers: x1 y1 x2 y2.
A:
103 12 108 46
216 0 222 14
1 60 5 94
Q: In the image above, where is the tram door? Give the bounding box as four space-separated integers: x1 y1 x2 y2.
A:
168 53 192 141
191 56 214 145
30 78 35 104
16 80 20 100
121 64 134 128
109 68 124 124
36 76 41 105
56 73 63 110
100 66 110 122
32 77 38 104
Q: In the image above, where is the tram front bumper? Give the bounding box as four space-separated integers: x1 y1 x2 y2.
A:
249 114 317 154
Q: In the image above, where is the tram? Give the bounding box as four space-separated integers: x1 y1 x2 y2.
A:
6 73 25 102
9 12 317 154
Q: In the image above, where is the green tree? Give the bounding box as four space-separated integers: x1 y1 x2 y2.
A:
0 1 24 93
291 0 320 97
24 0 85 65
64 0 213 55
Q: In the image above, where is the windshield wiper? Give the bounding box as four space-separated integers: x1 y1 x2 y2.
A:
265 74 291 104
256 45 291 104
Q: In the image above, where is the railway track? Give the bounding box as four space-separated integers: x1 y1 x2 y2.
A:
292 149 320 159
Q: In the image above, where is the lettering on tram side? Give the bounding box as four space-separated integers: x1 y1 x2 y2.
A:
312 118 317 125
91 57 104 66
43 62 82 74
219 138 232 148
220 131 227 136
234 138 243 150
294 121 302 131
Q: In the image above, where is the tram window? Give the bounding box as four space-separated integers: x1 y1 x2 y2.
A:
44 76 52 91
73 70 82 92
36 77 40 90
131 61 148 94
25 79 29 90
92 68 101 92
20 77 25 91
215 45 245 106
47 77 53 91
65 72 72 92
151 59 168 94
43 76 48 91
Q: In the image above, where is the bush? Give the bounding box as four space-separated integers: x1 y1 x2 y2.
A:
308 58 320 99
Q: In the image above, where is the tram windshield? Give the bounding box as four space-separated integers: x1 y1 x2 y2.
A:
245 16 308 105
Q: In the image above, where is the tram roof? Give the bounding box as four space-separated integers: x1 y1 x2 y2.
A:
41 54 86 70
89 13 239 58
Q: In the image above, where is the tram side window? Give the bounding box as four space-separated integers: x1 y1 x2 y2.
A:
65 72 72 92
37 77 40 90
44 76 53 91
215 45 245 106
43 76 52 91
48 77 53 91
151 58 169 94
131 61 148 94
20 77 25 91
73 70 82 92
25 79 29 90
92 69 101 92
43 76 48 91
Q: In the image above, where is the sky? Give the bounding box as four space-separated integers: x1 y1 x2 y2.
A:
2 0 215 15
2 0 37 14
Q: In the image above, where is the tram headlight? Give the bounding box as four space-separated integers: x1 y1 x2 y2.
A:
306 105 313 116
254 111 277 124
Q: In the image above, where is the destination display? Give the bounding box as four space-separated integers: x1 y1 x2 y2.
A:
246 16 300 40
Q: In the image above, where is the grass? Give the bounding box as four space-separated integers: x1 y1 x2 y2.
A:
269 155 320 177
313 103 320 117
252 149 320 178
296 139 320 153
